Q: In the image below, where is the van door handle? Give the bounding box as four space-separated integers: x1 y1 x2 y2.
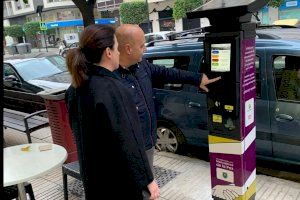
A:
188 102 201 108
275 114 293 122
165 83 182 88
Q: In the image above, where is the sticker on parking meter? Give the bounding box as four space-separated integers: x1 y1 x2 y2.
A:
211 43 231 72
216 158 234 183
213 114 222 123
245 98 254 127
216 167 234 183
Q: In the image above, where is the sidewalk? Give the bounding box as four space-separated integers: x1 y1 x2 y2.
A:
4 127 300 200
4 47 59 60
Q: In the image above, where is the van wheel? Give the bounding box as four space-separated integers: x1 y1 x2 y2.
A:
156 122 186 153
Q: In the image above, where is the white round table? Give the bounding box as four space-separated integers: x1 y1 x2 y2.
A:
4 143 67 200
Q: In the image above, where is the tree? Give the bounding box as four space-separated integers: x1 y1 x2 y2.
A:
23 22 40 38
71 0 96 27
5 25 24 38
173 0 203 20
119 1 148 24
23 22 40 45
268 0 285 7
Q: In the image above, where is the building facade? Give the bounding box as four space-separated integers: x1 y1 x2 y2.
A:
3 0 116 46
259 0 300 25
122 0 211 33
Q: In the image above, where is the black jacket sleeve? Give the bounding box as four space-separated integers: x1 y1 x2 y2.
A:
143 59 202 86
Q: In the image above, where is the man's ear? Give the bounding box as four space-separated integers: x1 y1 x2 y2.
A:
125 44 132 55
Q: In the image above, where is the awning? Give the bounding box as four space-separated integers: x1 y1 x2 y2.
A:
46 18 115 29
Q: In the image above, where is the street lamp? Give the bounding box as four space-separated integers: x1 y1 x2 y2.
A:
36 5 48 52
146 0 151 33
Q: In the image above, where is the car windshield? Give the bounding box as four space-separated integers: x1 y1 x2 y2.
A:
14 58 67 81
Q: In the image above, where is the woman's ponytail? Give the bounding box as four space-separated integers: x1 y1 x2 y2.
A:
66 48 88 88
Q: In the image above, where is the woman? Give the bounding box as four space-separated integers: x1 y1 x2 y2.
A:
65 24 159 199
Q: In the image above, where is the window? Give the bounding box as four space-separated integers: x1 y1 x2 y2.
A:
155 35 163 40
15 1 22 10
159 19 175 31
57 10 73 20
255 56 261 98
145 35 155 43
153 59 174 68
274 56 300 102
158 10 175 31
147 56 190 90
4 64 18 78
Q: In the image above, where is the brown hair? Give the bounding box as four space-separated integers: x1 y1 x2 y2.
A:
66 24 115 88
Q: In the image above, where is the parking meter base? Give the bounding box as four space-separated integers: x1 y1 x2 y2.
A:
209 134 256 200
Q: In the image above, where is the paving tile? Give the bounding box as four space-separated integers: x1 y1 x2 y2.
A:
30 127 52 140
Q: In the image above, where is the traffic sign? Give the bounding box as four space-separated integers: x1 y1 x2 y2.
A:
40 22 47 30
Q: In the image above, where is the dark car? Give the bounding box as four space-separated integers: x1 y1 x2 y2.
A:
144 30 300 165
3 55 71 113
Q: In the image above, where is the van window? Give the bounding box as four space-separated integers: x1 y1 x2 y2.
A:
274 56 300 102
147 56 190 90
153 59 174 68
255 56 261 98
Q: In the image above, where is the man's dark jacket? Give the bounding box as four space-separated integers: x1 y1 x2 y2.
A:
65 65 153 199
115 59 202 150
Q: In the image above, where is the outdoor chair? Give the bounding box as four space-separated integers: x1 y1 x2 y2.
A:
3 182 35 200
62 160 81 200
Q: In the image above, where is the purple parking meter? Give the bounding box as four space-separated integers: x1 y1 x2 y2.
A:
187 0 268 199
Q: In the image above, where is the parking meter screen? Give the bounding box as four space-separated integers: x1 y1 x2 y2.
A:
211 43 231 72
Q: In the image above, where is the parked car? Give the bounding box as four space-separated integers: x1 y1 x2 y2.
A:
144 30 300 165
3 55 71 113
256 26 300 40
145 31 173 46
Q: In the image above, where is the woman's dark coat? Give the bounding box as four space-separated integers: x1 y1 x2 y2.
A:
65 65 154 199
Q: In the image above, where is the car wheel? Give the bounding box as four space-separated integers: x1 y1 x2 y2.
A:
156 121 186 153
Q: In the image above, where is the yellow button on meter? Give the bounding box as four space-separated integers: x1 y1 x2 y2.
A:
213 114 222 123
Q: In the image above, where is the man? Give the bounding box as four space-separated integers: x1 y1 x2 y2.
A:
115 24 220 171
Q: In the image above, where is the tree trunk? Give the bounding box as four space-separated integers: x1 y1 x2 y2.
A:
72 0 96 27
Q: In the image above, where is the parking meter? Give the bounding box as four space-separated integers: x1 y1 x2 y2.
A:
187 0 267 199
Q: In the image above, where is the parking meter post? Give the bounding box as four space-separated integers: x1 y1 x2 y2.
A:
187 1 268 199
37 5 48 52
44 30 48 52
